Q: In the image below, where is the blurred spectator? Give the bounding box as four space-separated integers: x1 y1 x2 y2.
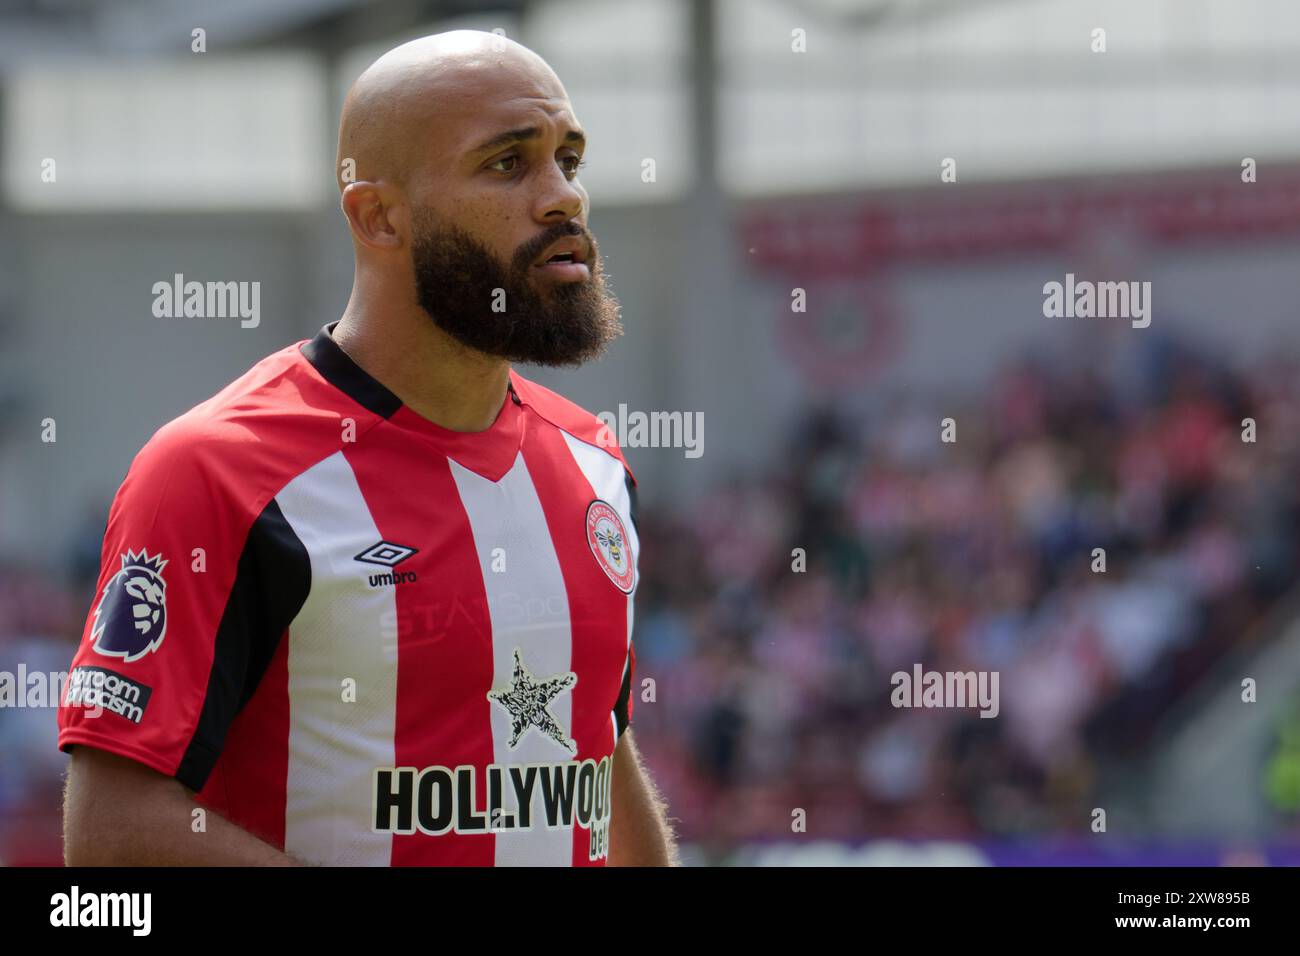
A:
631 335 1299 844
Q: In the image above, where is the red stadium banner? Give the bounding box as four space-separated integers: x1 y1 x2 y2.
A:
740 167 1300 269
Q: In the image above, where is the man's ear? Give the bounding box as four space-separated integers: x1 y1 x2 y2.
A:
341 181 405 251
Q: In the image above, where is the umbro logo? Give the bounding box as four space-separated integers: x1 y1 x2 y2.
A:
356 540 419 589
355 541 419 567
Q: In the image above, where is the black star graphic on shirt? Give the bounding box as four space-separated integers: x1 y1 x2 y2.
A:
486 648 578 753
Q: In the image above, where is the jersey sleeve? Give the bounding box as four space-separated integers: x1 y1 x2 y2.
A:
57 419 309 792
613 465 638 738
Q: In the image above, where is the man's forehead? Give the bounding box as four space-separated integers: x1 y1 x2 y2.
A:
443 95 583 156
434 51 567 104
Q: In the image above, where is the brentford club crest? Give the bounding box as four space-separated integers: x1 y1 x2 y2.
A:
585 499 634 593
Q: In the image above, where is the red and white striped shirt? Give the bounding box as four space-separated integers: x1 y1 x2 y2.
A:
58 321 638 866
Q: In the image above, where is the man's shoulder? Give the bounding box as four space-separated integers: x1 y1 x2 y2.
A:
125 338 347 507
508 369 636 484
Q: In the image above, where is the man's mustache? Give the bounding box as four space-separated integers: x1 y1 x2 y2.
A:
516 224 592 271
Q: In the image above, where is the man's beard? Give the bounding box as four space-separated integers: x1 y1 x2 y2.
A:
410 210 623 367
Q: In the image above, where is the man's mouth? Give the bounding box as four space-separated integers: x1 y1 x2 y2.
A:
534 260 591 281
533 235 591 277
534 248 591 281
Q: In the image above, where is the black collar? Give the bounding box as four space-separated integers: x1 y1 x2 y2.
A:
302 320 523 413
300 321 402 418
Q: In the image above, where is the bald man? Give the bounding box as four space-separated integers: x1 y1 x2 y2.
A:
59 31 678 867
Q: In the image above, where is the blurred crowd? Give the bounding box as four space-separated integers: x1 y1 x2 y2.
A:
630 328 1300 857
0 564 81 864
3 328 1300 865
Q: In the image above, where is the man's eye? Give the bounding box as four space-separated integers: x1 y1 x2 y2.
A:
488 155 586 176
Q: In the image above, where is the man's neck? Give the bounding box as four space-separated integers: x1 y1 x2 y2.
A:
330 303 511 434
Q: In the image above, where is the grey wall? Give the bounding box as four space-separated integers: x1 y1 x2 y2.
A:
5 197 1300 568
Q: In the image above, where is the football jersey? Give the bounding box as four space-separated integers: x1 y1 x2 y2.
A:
57 320 639 866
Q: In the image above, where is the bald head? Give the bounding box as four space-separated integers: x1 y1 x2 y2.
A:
337 30 566 192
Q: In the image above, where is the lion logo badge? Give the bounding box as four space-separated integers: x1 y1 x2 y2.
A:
91 548 169 663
